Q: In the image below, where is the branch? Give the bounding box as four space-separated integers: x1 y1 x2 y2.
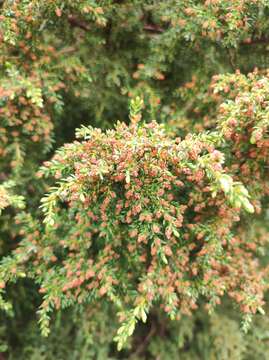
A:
143 23 164 34
67 15 90 32
131 323 156 357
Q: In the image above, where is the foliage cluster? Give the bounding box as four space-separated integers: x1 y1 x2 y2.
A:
1 0 269 359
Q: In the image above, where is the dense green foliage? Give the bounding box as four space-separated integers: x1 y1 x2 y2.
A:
1 1 269 358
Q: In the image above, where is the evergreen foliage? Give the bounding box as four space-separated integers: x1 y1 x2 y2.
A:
1 0 269 358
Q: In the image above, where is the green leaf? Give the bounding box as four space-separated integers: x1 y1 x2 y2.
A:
219 174 233 194
241 198 255 213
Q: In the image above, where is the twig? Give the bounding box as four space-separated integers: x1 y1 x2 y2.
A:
143 23 164 34
131 323 156 358
68 15 90 31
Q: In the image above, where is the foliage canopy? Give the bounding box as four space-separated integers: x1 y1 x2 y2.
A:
1 0 269 359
